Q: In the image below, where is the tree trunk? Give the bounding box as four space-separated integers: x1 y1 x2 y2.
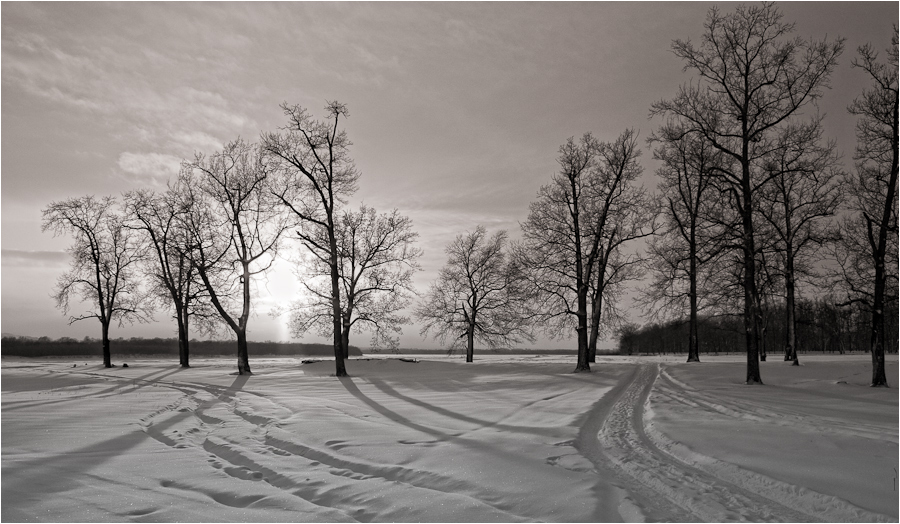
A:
687 241 700 363
101 321 112 368
341 324 351 360
574 288 591 372
784 270 799 366
741 160 763 384
329 232 347 377
759 318 767 362
236 329 251 375
178 305 190 368
870 235 889 386
466 323 475 363
588 291 602 363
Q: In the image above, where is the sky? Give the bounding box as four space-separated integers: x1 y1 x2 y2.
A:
2 2 896 349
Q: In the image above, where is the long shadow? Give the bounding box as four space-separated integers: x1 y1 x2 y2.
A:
367 377 560 438
2 373 248 500
2 366 186 412
336 375 615 519
339 376 455 441
338 376 575 463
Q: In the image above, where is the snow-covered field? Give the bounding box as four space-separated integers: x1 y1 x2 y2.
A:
2 353 897 522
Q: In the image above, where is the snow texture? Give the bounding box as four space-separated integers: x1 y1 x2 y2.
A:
2 354 897 522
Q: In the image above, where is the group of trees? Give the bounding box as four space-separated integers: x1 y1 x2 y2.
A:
43 4 896 386
43 103 420 376
620 298 899 358
642 5 896 387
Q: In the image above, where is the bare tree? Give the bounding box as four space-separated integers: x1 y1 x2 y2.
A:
651 3 843 384
416 226 533 362
124 187 218 368
518 130 649 372
517 134 598 372
758 118 843 365
180 139 287 375
834 27 898 387
42 195 150 368
586 131 659 362
647 123 728 362
289 205 422 356
263 101 360 377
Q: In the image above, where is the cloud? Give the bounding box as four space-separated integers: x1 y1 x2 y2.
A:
1 249 68 267
117 152 182 186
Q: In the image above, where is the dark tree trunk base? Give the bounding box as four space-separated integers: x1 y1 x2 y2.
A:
686 356 700 363
573 366 591 373
791 359 799 366
745 379 764 385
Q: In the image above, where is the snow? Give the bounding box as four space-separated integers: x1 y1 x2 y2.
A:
2 354 897 522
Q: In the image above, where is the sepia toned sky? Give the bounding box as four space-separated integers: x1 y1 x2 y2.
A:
2 2 896 348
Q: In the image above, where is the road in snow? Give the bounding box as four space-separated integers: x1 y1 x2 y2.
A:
2 354 896 522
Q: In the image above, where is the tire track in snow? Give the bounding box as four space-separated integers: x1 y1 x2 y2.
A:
649 367 895 523
587 363 822 522
138 376 529 522
656 368 897 444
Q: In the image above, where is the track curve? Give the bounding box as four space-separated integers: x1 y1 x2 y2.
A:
578 363 845 522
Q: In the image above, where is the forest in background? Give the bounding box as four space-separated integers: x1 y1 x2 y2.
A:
619 298 899 356
0 336 362 358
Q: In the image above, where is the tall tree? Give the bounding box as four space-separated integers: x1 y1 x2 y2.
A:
262 101 360 377
835 27 898 387
518 134 600 372
181 139 287 375
647 123 727 362
586 131 659 362
518 130 649 372
289 205 422 356
758 118 843 365
42 195 150 368
651 3 843 384
416 226 533 362
124 187 217 368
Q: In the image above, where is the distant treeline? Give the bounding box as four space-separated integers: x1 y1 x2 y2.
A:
0 336 362 358
618 299 899 356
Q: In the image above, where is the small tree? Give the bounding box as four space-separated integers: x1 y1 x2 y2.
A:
289 205 422 356
416 226 533 362
758 118 843 365
263 101 360 377
42 195 150 367
180 139 287 375
647 122 728 362
518 130 650 372
124 188 218 368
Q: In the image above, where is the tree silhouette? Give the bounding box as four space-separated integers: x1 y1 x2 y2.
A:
180 139 287 375
417 226 533 362
289 205 421 356
42 195 150 367
124 187 218 368
834 27 898 387
652 3 843 383
263 101 361 377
